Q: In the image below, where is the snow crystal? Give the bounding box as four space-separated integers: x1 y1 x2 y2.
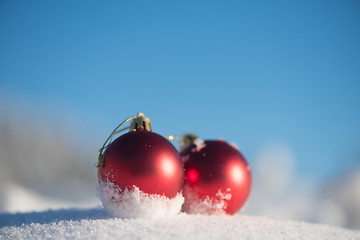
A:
97 179 184 219
1 179 359 240
1 210 359 240
182 185 231 215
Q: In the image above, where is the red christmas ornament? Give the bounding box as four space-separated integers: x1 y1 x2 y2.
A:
97 113 184 198
180 136 251 215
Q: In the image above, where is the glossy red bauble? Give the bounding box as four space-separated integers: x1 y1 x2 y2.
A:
181 140 251 215
98 131 184 198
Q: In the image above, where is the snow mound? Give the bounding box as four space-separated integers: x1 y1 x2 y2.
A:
182 185 230 215
1 209 359 240
97 179 184 219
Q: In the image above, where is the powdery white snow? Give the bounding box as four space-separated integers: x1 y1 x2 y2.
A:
97 179 184 218
181 184 231 215
1 208 359 240
1 179 359 239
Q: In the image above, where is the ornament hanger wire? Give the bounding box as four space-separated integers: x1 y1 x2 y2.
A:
96 115 137 167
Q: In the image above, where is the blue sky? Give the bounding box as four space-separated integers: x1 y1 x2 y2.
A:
1 0 359 183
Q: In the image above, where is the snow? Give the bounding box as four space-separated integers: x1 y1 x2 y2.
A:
1 184 359 240
181 184 231 215
1 182 359 240
97 179 184 218
1 208 359 240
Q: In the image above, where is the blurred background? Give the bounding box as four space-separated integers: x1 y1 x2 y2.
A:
0 0 359 229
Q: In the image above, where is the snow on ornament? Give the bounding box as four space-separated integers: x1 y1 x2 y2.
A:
96 113 184 218
180 134 252 215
